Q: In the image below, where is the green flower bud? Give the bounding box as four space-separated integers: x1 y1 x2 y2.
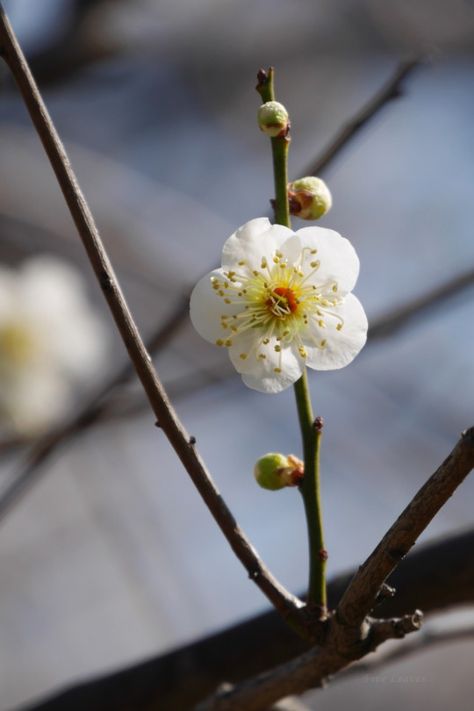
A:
257 101 289 138
254 453 304 491
287 176 332 220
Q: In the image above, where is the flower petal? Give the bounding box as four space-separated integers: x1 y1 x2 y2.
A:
240 360 302 394
190 268 241 344
221 219 293 272
278 234 303 265
228 333 303 393
302 293 368 370
294 226 360 295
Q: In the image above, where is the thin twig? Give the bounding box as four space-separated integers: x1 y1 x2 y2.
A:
0 5 303 624
301 58 421 177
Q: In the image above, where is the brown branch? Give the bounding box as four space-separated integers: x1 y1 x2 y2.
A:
337 426 474 627
0 4 303 623
23 524 474 710
196 613 423 711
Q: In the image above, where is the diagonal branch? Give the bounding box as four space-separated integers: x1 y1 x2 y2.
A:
337 426 474 627
301 58 421 177
195 613 423 711
0 4 303 624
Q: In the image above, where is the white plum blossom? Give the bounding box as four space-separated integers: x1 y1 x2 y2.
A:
190 218 368 394
0 256 107 436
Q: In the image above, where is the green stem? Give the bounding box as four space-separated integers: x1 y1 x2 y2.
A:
271 136 290 226
256 67 291 233
256 66 275 102
257 66 327 616
294 374 327 614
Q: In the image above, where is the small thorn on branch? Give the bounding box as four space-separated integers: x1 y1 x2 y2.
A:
189 435 196 445
154 420 161 428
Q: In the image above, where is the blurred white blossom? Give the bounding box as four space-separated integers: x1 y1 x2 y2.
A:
0 256 107 436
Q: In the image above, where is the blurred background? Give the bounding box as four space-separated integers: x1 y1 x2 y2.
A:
0 0 473 709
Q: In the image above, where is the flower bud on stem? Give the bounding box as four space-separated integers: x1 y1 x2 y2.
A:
254 453 304 490
288 176 332 220
258 101 290 138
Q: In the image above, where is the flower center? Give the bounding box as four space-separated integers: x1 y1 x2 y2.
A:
266 286 298 317
210 246 344 367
